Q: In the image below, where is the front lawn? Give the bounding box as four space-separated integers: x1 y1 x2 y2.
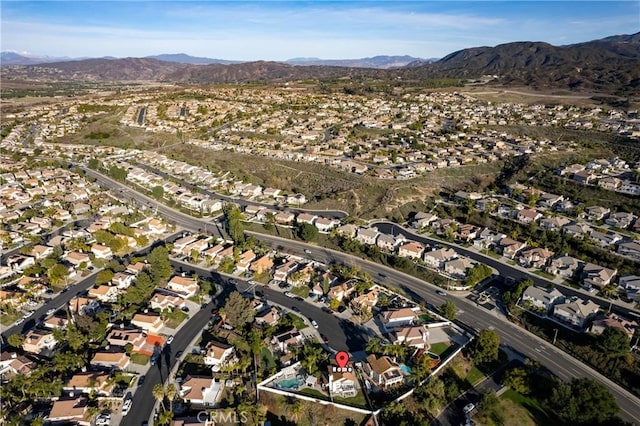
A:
285 313 307 330
533 270 556 280
465 366 485 386
164 310 188 328
130 353 150 365
428 342 451 356
260 347 277 372
290 285 311 298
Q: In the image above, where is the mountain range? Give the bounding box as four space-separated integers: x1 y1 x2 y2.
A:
1 32 638 94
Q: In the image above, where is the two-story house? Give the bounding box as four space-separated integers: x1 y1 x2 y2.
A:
363 354 404 388
521 286 564 313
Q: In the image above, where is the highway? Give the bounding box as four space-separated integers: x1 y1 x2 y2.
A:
248 232 640 425
80 166 640 423
371 221 640 317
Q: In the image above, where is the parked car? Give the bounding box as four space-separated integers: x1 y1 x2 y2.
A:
166 335 174 345
321 334 329 343
46 308 56 316
23 311 34 319
96 414 111 426
291 306 301 313
137 375 145 386
463 403 475 414
436 290 447 296
310 319 319 329
14 318 25 326
176 350 184 358
122 398 132 416
304 249 312 254
284 291 295 298
181 306 190 312
321 307 333 314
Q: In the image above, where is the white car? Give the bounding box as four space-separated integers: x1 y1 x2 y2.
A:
121 399 132 416
14 318 25 326
284 291 295 298
22 311 34 319
96 414 111 425
46 308 56 316
310 319 319 329
166 335 174 345
463 403 475 414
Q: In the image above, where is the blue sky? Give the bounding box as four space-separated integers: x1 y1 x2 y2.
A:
1 1 638 60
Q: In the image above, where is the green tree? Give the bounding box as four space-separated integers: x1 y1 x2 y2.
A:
147 246 172 285
504 367 530 394
7 334 25 348
468 329 500 364
47 263 68 286
464 264 493 287
597 327 630 356
222 291 255 329
550 378 619 425
414 377 446 414
439 300 457 320
152 185 164 200
152 383 166 412
299 342 329 376
108 165 127 182
95 269 114 285
296 222 318 242
224 205 245 243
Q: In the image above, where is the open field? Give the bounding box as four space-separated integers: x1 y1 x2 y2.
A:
259 392 367 426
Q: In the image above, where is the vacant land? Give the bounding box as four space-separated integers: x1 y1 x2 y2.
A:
260 392 367 426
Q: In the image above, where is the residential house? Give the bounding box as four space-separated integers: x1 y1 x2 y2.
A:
297 213 317 225
546 256 583 280
589 313 638 339
91 244 113 259
444 257 475 278
517 209 543 225
48 397 90 425
255 307 280 326
376 233 399 252
179 376 223 407
203 340 236 370
583 206 610 222
64 372 114 396
90 351 130 370
106 328 146 352
314 217 339 233
518 247 555 269
521 286 564 313
327 280 356 302
497 238 526 259
327 367 358 397
335 224 358 238
131 313 164 333
31 244 53 260
472 229 506 250
538 193 564 208
423 248 457 269
413 212 438 229
621 275 640 301
88 285 119 303
351 289 380 313
456 224 480 242
355 228 379 246
618 241 640 262
363 354 404 387
398 241 425 259
68 296 99 316
147 219 167 234
573 170 595 185
64 251 91 267
236 249 256 272
272 329 303 353
111 272 135 289
380 308 418 330
250 255 274 275
203 244 224 261
0 351 35 379
275 211 295 224
167 276 199 298
582 263 617 290
181 239 209 257
553 298 599 329
563 222 591 239
126 262 146 276
589 230 623 247
605 212 637 229
274 260 298 282
22 329 57 355
150 292 185 311
172 234 199 254
539 216 571 232
393 325 430 348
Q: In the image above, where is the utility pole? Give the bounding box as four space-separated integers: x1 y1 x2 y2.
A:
553 328 558 345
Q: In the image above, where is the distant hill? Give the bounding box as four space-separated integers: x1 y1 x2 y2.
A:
403 32 640 94
285 55 431 69
2 32 638 94
0 51 78 66
145 53 243 65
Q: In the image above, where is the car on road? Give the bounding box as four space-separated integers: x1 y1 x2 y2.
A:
166 335 174 345
23 311 34 319
294 296 304 302
46 308 56 316
291 306 301 313
463 403 475 414
248 280 259 286
121 398 132 416
436 290 447 296
304 249 312 254
96 414 111 426
14 318 25 326
284 291 295 298
228 279 237 285
278 282 291 289
321 307 333 314
310 319 319 329
321 334 329 343
176 350 184 358
137 375 145 386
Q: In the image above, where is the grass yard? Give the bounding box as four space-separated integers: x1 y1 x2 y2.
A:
290 285 311 298
298 388 327 399
130 353 150 365
533 270 556 280
260 347 277 372
419 313 435 323
0 310 21 326
285 313 307 330
164 310 188 328
501 389 562 426
465 366 485 386
333 392 369 409
428 342 451 356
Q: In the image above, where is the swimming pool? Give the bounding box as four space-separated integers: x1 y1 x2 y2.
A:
277 377 303 389
399 364 412 375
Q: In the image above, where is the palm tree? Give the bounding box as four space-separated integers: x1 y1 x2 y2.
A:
152 383 166 412
165 383 177 412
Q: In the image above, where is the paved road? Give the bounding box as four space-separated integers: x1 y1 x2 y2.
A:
248 232 640 425
134 162 349 219
372 221 640 317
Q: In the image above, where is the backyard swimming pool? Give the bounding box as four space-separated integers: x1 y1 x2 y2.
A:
399 364 412 375
277 376 304 389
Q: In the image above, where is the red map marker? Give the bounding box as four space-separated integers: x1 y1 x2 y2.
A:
335 351 349 369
